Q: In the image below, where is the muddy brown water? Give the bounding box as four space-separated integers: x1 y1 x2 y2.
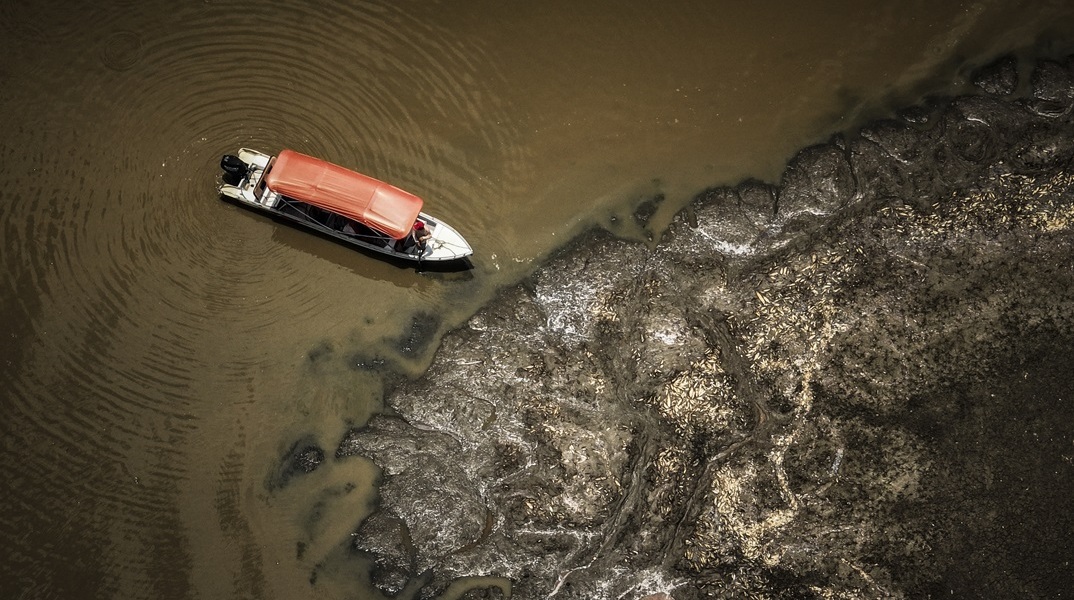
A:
3 1 1074 598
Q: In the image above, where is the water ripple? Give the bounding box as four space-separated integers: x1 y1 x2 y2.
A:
0 1 530 597
98 30 145 72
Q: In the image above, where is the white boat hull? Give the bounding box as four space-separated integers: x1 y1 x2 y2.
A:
219 148 473 264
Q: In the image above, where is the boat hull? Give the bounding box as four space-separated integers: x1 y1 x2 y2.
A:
218 148 473 264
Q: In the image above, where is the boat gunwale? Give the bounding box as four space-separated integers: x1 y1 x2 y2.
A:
218 149 473 265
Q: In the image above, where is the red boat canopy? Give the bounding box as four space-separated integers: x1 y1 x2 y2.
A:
264 149 423 239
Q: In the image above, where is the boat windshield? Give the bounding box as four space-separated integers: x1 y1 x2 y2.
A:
253 157 273 201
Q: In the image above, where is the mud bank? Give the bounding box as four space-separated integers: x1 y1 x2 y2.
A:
336 54 1074 598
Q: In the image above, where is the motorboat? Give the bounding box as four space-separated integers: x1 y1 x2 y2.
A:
218 148 473 264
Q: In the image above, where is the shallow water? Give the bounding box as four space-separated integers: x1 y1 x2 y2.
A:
3 1 1074 597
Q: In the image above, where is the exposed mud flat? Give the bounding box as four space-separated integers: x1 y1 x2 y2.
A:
334 54 1074 599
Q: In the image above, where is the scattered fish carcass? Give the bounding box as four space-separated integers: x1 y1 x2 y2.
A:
739 245 857 383
738 166 1074 412
681 464 757 570
641 349 740 438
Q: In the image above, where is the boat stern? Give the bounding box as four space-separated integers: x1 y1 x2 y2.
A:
218 148 274 206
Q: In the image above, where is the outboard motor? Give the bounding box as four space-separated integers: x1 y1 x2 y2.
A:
220 154 248 184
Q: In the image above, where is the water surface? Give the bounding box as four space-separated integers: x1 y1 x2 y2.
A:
3 1 1074 597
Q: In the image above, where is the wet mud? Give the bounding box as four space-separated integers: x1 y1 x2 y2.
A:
333 54 1074 598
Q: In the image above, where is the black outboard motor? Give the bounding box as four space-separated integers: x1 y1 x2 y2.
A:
220 154 248 185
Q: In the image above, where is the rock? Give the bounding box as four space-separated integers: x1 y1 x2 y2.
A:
354 511 412 596
1031 58 1074 103
340 416 489 574
972 54 1019 96
735 178 777 221
777 142 857 216
267 438 325 491
689 186 768 255
1026 57 1074 116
